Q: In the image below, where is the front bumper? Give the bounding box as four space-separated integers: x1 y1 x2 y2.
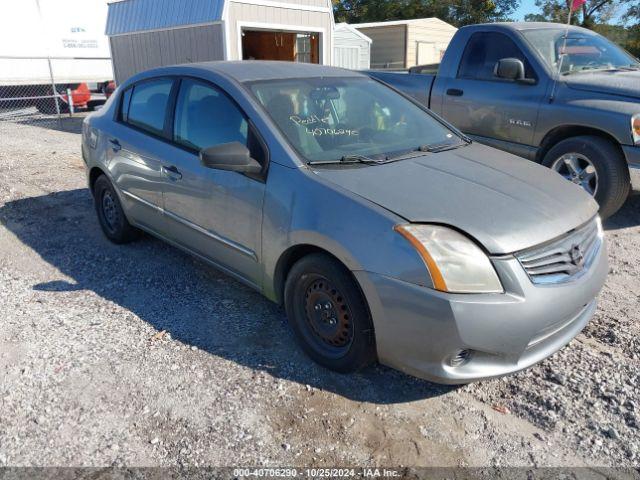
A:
622 144 640 191
353 239 608 384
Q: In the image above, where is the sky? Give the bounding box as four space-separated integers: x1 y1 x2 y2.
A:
514 0 540 21
513 0 628 22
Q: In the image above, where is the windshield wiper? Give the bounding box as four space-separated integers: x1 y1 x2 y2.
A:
383 142 466 163
307 154 383 166
418 142 465 153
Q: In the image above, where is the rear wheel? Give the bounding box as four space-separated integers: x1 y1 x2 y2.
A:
93 175 139 244
542 136 630 219
284 253 376 373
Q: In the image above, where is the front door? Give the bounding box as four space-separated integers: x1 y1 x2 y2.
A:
441 31 547 150
160 78 266 287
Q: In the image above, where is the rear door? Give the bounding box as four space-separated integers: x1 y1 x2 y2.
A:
160 78 267 287
441 31 547 151
106 77 175 235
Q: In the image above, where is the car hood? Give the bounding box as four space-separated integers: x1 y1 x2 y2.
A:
312 143 598 254
565 70 640 100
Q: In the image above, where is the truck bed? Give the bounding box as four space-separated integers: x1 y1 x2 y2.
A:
366 71 436 108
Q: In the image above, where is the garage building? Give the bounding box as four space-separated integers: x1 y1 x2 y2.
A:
333 23 371 70
106 0 334 84
353 18 457 70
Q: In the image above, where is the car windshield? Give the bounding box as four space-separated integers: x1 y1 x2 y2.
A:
521 28 640 75
248 77 461 163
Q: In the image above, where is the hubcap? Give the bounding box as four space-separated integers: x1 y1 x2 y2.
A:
303 276 353 352
101 191 118 231
551 153 598 196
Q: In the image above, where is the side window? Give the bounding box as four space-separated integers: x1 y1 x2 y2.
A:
126 78 174 136
458 32 535 81
174 79 249 152
120 87 132 122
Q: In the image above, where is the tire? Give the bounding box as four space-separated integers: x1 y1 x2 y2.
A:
93 175 139 244
284 253 376 373
542 135 630 219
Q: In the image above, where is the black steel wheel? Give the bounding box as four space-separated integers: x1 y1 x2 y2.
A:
284 253 376 373
93 175 139 244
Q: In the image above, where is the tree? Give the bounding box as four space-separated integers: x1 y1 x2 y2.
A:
332 0 521 26
523 0 620 27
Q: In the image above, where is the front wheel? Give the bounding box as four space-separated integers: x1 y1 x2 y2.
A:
542 136 630 219
284 253 376 373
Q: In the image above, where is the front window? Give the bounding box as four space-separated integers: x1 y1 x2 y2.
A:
521 28 640 75
458 32 536 81
248 77 460 163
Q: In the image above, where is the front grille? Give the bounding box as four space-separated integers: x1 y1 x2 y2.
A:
517 218 602 285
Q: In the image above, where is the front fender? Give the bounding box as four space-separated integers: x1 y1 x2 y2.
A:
260 163 433 302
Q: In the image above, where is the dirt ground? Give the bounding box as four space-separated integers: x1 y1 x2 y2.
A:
0 116 638 470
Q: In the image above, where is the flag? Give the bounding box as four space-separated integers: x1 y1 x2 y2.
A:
571 0 586 11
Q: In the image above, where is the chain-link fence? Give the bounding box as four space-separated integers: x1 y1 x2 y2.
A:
0 56 110 131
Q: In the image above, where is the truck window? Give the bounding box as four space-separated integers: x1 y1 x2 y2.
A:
126 79 174 136
458 32 535 81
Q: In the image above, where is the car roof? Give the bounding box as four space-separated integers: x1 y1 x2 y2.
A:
158 61 365 83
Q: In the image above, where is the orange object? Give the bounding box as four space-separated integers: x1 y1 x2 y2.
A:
61 83 91 108
394 225 448 291
633 116 640 141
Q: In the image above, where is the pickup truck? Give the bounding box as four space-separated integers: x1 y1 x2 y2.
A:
368 22 640 218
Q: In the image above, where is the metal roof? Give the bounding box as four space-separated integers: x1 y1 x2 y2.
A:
353 17 456 29
335 23 372 43
106 0 225 36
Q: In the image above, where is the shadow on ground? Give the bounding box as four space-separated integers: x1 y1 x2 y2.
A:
604 192 640 231
15 115 86 134
0 188 455 404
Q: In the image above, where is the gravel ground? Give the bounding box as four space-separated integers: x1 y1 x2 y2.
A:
0 117 638 469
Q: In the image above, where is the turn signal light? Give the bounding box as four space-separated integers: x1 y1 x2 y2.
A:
632 115 640 145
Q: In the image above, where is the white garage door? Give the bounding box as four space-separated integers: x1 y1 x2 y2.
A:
334 46 360 70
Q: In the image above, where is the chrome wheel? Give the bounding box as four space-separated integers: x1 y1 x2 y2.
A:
551 153 598 196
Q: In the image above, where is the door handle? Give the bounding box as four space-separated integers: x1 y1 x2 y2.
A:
109 138 121 152
161 165 182 180
446 88 464 97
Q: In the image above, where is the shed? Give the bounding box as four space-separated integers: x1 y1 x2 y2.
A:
352 18 457 70
105 0 334 84
332 23 371 70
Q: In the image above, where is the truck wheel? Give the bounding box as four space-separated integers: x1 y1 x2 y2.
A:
542 136 630 219
93 175 139 244
284 253 376 373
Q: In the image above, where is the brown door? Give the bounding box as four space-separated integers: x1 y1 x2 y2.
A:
241 30 320 63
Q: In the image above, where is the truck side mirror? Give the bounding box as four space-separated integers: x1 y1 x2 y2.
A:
495 58 529 82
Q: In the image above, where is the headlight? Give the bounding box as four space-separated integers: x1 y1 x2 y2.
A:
394 224 503 293
632 114 640 145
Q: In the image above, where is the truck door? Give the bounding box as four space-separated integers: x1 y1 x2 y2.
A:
441 31 547 156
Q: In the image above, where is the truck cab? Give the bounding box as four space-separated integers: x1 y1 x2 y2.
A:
369 22 640 218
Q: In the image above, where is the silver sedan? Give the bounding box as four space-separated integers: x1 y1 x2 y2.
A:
81 61 608 383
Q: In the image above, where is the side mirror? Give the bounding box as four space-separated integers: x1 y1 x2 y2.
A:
494 58 531 83
199 142 262 174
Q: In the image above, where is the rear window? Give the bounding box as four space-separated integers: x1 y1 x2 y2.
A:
124 78 174 136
